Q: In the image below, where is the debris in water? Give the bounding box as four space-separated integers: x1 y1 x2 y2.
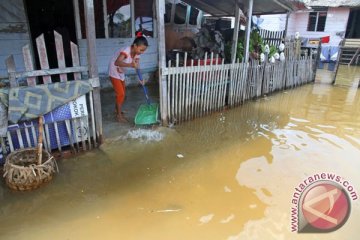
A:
249 204 257 209
177 154 184 158
219 113 226 122
155 209 182 213
224 186 232 192
123 129 164 142
220 214 235 223
199 214 214 225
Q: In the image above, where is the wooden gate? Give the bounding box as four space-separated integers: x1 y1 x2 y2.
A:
1 31 101 158
259 29 285 47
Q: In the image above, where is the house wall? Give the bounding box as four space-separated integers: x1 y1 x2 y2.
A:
0 0 32 78
78 37 158 87
0 0 158 87
261 8 350 46
288 7 350 46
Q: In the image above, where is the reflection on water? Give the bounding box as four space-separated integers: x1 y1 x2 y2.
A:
0 83 359 240
334 65 360 87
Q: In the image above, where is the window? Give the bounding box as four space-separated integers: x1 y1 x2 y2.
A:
79 0 105 38
135 0 154 37
163 1 202 26
107 0 132 38
165 2 173 23
174 3 187 24
189 7 199 25
307 11 327 32
78 0 154 38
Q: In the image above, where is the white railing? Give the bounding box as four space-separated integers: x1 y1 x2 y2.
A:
163 49 314 124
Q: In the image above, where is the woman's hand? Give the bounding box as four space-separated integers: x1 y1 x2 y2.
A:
131 59 139 69
139 79 146 86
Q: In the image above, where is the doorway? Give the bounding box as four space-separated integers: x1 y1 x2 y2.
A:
346 9 360 38
25 0 77 82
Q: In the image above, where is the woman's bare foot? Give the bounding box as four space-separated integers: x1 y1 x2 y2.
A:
116 113 129 123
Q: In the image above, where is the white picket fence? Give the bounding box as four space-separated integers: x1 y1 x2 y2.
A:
164 49 314 124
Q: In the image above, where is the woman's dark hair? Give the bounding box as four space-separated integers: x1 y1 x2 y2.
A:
133 36 148 47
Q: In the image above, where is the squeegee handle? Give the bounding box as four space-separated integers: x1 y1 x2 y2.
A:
136 69 151 105
136 68 143 81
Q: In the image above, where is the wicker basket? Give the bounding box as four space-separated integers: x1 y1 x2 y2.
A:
3 148 58 191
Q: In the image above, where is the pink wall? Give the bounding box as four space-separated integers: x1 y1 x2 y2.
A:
261 7 350 46
287 7 350 46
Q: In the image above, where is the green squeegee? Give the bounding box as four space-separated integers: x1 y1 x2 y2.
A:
134 69 159 125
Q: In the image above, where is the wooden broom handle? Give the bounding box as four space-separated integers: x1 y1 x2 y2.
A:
37 116 44 165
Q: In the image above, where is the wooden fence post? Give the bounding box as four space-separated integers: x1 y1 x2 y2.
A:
243 0 253 62
5 55 17 87
332 39 344 84
314 40 322 82
84 0 103 144
156 0 168 125
231 6 241 63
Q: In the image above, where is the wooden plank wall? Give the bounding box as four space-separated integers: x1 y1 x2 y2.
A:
77 37 159 78
0 0 31 78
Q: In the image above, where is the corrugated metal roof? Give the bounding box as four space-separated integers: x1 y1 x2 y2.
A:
181 0 303 17
304 0 360 8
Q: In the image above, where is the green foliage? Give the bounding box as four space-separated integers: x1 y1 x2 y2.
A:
268 45 277 58
224 41 244 62
224 42 232 63
250 30 264 54
236 41 244 61
224 29 280 62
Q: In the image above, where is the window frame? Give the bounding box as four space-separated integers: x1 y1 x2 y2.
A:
164 0 202 27
307 11 327 32
74 0 155 39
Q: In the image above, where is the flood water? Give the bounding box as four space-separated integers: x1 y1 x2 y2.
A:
0 82 360 239
334 65 360 87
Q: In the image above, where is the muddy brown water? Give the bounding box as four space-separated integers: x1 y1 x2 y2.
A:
0 81 359 239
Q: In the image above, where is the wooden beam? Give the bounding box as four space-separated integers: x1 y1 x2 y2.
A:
152 1 157 37
243 0 253 62
5 55 17 88
14 66 88 78
73 0 82 39
156 0 168 125
54 31 68 82
284 12 289 40
84 0 103 144
36 34 52 84
332 39 344 84
273 0 293 12
231 6 240 63
22 44 37 86
103 0 109 38
131 0 135 37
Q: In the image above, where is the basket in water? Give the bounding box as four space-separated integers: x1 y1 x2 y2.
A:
3 148 58 191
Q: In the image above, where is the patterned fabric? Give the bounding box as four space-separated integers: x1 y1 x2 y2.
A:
0 89 9 137
0 88 8 107
0 102 7 137
8 80 92 124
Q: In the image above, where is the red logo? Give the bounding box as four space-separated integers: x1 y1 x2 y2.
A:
298 182 351 233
